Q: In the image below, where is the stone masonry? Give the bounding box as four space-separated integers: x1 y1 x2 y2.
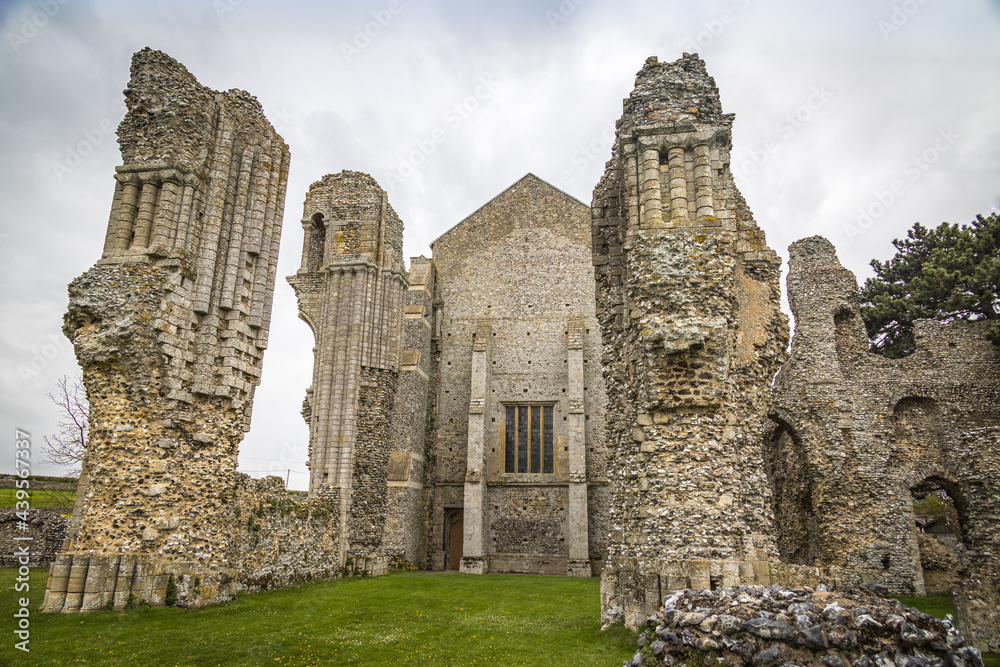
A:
768 236 1000 650
287 171 408 577
384 255 435 568
423 174 610 577
590 55 793 628
42 48 291 611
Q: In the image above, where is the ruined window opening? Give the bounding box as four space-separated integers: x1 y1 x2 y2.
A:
308 212 325 270
910 477 965 594
504 404 554 474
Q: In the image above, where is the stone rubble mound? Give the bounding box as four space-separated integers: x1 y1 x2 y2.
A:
623 584 983 667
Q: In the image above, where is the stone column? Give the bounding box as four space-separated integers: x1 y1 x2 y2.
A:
693 144 715 220
666 146 688 223
639 147 663 227
566 317 590 576
461 321 490 574
131 181 158 250
624 144 640 230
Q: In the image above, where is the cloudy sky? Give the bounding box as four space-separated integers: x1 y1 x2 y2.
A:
1 0 998 487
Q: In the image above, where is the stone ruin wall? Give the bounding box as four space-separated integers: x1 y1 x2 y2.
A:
227 475 341 591
0 509 68 568
38 48 353 613
287 171 409 577
384 256 435 568
591 54 843 629
768 236 1000 650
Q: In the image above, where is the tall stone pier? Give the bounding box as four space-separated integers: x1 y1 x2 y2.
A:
42 48 290 611
287 171 408 576
590 55 789 628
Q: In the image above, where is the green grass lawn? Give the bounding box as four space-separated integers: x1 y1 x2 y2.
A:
894 593 1000 667
0 568 636 666
0 488 76 509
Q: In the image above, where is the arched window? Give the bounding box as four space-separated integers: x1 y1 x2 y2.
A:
308 213 326 270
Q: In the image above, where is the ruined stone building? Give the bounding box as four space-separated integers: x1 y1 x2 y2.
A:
589 54 805 628
287 172 408 577
45 46 998 651
768 236 1000 650
293 173 610 577
43 49 346 612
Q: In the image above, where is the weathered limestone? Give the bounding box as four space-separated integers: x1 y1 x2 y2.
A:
768 236 1000 650
424 174 609 577
591 55 791 628
287 171 408 577
384 256 435 568
43 48 291 612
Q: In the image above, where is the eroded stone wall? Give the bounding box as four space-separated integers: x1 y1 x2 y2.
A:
287 171 407 577
769 236 1000 650
0 509 68 568
384 256 435 567
43 48 290 612
228 475 341 591
591 55 792 628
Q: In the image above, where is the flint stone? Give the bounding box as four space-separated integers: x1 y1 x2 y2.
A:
744 617 795 641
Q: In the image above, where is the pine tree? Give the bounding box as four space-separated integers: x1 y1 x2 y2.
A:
859 213 999 358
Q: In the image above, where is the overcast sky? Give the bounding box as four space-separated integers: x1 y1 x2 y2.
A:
1 0 998 487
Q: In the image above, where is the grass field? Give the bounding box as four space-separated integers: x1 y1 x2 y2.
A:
1 568 995 667
0 568 636 666
0 488 75 508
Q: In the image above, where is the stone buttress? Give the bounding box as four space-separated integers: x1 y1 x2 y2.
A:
769 236 1000 651
287 171 408 577
383 255 435 568
591 55 790 628
43 48 290 611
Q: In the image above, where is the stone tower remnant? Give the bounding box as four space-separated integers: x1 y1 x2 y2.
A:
288 171 408 576
590 54 791 627
42 48 290 612
769 236 1000 651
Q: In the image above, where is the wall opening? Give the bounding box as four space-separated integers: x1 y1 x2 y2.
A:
763 419 818 565
308 212 326 270
444 509 464 571
910 478 964 595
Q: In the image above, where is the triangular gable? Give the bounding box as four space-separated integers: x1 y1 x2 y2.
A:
430 173 589 249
